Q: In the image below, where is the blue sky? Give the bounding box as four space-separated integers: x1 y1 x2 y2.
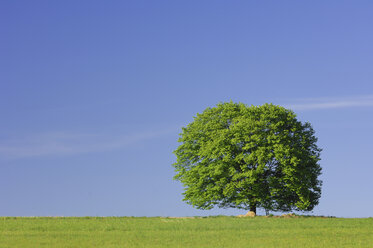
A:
1 1 373 217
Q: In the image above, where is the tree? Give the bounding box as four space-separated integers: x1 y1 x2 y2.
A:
173 102 322 214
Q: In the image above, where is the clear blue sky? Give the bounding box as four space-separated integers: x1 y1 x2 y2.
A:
1 1 373 217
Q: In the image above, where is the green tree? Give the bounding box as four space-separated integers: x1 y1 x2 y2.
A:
173 102 322 214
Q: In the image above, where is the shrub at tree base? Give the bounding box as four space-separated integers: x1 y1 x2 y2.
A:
173 102 322 214
237 211 256 218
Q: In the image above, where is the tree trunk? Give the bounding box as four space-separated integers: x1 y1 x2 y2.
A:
250 202 257 214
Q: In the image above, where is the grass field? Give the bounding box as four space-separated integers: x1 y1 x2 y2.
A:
1 216 372 247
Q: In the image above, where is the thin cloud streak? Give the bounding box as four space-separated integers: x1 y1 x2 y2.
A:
284 95 373 111
0 127 179 159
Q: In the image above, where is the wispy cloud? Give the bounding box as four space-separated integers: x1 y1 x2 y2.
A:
0 127 179 159
284 95 373 111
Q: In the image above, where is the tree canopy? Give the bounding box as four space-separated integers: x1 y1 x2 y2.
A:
173 102 322 214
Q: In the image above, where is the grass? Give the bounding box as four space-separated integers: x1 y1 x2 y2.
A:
1 216 373 247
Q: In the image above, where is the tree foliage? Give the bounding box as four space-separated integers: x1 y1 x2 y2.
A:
173 102 322 213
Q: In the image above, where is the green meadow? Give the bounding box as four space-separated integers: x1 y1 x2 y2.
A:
1 216 372 247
